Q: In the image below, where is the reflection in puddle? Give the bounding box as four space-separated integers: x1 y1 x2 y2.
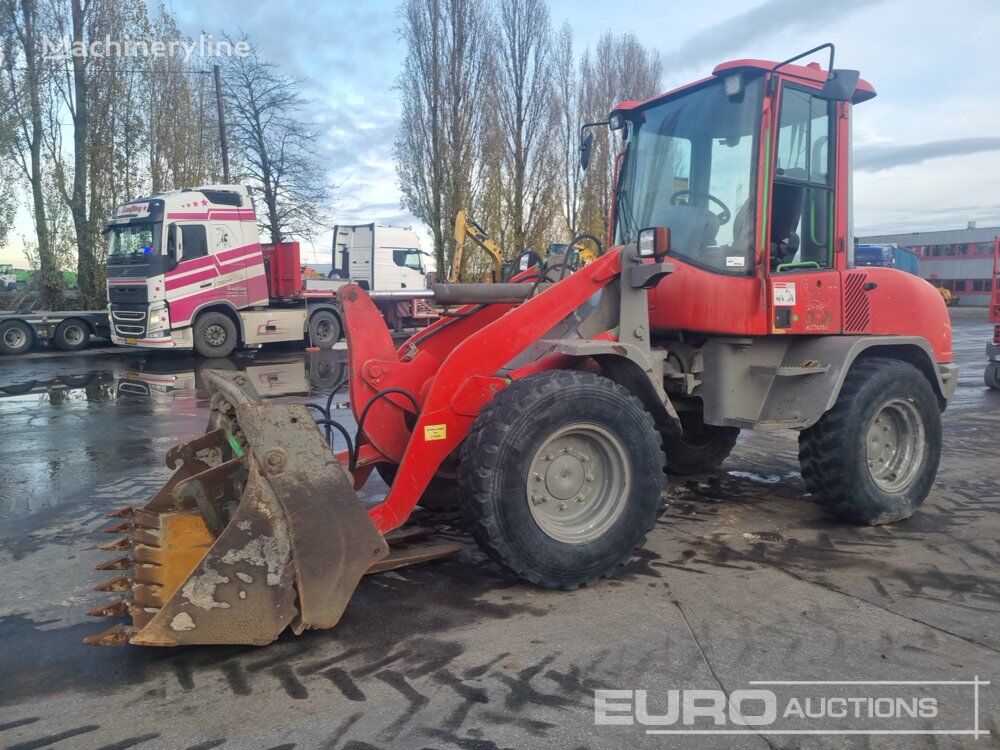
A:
0 350 349 406
0 372 117 401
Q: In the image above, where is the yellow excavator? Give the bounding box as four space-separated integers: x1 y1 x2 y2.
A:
451 210 599 283
451 210 504 283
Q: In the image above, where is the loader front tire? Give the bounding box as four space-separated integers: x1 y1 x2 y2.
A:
798 357 941 525
459 370 666 589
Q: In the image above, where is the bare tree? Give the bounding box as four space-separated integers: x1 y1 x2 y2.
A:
394 0 490 278
577 32 662 244
491 0 557 255
42 0 107 306
222 38 330 244
553 21 580 240
1 0 63 306
147 10 221 192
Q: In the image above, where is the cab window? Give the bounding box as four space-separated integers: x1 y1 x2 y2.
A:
181 225 209 260
392 249 424 271
771 87 834 272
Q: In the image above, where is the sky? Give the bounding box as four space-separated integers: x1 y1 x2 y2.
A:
3 0 1000 266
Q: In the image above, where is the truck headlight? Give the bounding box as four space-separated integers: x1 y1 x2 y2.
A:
147 302 169 334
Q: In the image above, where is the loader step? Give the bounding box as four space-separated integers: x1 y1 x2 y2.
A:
750 362 829 377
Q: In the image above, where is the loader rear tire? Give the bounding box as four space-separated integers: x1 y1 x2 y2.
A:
985 362 1000 390
661 411 740 474
459 370 666 590
798 357 941 525
193 312 238 358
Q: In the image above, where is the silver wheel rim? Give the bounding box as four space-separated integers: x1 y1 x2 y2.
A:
204 324 227 348
63 325 85 345
866 398 925 493
526 422 630 544
4 327 27 349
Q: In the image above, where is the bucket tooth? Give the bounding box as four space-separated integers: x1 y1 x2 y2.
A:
106 506 136 518
84 623 136 647
99 536 133 552
95 555 134 571
102 521 134 534
94 575 132 592
87 599 131 618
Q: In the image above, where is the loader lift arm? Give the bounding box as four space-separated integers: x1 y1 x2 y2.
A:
451 210 504 283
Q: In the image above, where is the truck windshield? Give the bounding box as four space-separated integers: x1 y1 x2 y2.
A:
107 223 161 264
616 77 762 274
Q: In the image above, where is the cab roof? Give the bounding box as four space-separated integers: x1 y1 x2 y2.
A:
612 58 876 115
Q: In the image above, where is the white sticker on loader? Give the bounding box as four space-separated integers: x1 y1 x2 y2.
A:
772 281 796 306
726 256 746 267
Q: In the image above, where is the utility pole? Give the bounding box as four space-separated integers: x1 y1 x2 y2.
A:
213 64 231 183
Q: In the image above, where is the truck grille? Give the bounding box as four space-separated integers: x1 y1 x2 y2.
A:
111 306 147 337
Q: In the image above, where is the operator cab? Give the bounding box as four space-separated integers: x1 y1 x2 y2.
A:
602 46 876 336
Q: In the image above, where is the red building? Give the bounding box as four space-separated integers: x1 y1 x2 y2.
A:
859 225 998 306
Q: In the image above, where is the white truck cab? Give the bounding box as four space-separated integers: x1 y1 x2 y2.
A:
332 224 430 291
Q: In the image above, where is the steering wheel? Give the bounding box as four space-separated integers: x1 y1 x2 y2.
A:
669 190 731 226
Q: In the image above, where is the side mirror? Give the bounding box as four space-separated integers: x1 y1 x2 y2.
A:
821 69 860 102
579 131 594 171
637 226 670 259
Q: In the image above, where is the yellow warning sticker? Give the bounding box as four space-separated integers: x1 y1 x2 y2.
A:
424 424 447 441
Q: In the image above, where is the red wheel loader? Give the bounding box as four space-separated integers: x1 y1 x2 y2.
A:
986 236 1000 389
86 45 957 647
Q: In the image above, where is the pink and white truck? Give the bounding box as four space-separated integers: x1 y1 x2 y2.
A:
104 184 435 357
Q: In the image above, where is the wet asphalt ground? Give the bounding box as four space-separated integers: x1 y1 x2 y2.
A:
0 309 998 749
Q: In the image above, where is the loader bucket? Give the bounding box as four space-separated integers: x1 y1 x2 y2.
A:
85 370 390 647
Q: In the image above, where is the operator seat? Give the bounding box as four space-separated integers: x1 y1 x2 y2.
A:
770 168 807 269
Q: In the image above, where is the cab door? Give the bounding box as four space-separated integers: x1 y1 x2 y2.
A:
766 83 842 334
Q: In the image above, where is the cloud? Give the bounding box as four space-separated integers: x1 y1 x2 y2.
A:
854 137 1000 172
662 0 884 72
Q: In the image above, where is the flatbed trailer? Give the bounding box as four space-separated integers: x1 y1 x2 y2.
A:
0 310 111 356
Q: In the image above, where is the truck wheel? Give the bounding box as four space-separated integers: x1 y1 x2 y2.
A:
985 362 1000 390
798 358 941 525
0 320 33 355
458 370 666 589
193 312 238 358
53 318 90 351
376 463 460 511
309 310 342 349
661 411 740 474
